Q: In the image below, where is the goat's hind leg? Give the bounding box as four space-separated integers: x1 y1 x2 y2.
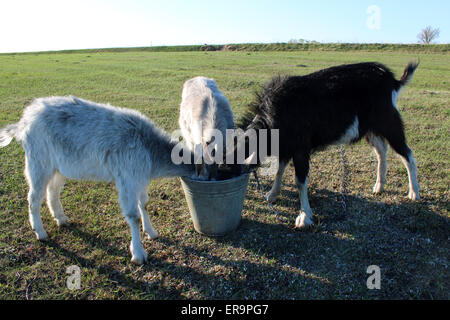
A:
379 109 420 200
366 133 388 194
117 182 148 265
46 171 70 227
24 157 52 241
398 149 420 200
138 191 159 240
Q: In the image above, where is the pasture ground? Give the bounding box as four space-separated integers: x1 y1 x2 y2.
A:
0 49 448 299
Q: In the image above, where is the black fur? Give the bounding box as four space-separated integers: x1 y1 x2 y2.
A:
238 61 418 184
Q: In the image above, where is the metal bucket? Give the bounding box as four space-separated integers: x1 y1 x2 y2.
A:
180 173 250 236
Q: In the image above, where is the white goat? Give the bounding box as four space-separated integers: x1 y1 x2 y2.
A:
179 76 234 179
0 96 197 265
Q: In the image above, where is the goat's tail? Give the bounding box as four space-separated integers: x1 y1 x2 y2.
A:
0 123 19 148
397 60 420 89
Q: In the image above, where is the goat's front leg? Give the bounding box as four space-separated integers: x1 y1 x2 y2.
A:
28 187 49 240
138 192 159 240
118 185 147 265
294 177 314 228
293 152 314 229
125 214 147 265
267 159 288 203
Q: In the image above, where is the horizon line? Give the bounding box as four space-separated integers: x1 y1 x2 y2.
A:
1 41 448 55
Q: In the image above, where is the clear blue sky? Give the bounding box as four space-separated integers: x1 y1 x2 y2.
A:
1 0 448 53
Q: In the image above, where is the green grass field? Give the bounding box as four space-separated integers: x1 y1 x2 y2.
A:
0 49 448 299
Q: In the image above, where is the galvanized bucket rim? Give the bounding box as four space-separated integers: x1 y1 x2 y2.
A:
181 172 250 184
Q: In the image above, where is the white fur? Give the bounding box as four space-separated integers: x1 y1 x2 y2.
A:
0 96 196 265
294 177 314 229
333 116 359 145
366 132 420 199
400 152 421 200
367 133 388 193
179 76 234 177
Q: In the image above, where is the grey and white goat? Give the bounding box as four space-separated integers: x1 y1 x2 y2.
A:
0 96 197 265
179 76 235 179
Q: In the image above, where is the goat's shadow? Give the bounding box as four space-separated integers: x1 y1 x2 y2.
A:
39 180 449 299
206 179 449 298
41 225 186 299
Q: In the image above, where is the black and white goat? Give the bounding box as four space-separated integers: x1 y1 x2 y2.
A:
0 96 198 265
239 62 420 229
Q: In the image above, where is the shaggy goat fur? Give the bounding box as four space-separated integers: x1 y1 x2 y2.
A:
0 96 197 265
179 76 235 179
238 62 420 228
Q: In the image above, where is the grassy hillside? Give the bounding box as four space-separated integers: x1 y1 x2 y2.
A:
2 42 449 55
0 50 448 299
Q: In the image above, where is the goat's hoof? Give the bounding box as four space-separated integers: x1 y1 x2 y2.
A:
35 230 49 241
266 192 278 204
372 183 385 194
130 241 148 265
146 229 159 240
131 252 148 265
408 192 420 201
294 212 314 229
56 216 70 227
